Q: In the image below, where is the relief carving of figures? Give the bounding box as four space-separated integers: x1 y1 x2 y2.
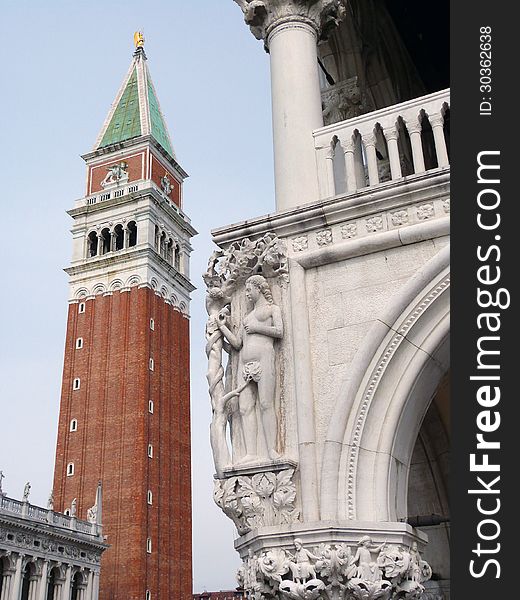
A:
203 234 288 476
217 275 284 464
101 161 128 188
239 538 433 600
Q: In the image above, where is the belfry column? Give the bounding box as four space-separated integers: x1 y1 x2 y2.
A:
234 0 347 211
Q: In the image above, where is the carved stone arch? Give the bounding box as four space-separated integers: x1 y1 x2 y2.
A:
75 288 89 300
179 301 188 314
109 279 124 292
149 277 159 291
170 293 179 307
126 275 141 288
160 285 168 298
92 283 107 296
320 245 450 523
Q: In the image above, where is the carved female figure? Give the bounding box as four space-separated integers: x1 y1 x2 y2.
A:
218 274 283 463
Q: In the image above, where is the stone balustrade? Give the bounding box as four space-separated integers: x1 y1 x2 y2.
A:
0 496 106 600
0 497 100 538
314 88 450 200
78 179 192 224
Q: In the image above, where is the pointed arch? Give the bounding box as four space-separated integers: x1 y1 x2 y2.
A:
320 245 450 522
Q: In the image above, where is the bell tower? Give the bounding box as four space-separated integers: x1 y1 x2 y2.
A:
53 34 196 600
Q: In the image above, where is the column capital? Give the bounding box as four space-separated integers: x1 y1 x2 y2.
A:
234 0 347 47
429 112 445 128
383 127 399 142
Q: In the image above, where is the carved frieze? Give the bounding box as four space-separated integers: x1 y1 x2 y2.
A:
204 233 288 477
237 538 432 599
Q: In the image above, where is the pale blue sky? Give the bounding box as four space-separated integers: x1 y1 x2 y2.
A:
0 0 275 592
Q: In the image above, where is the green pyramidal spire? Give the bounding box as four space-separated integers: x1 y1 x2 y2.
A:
94 43 176 160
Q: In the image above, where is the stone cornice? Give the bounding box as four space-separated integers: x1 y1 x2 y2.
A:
64 247 196 294
0 514 107 562
67 186 197 239
234 0 347 47
211 169 450 246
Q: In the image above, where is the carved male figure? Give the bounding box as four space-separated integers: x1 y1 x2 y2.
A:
217 274 283 463
288 539 320 583
352 536 386 582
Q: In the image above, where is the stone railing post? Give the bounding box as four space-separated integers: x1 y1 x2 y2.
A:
405 115 426 174
325 143 336 198
430 112 449 167
234 0 347 211
383 126 403 180
361 132 380 186
342 138 357 193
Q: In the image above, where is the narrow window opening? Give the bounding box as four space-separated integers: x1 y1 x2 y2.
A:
149 358 154 371
149 400 154 414
146 538 152 553
73 378 81 390
114 224 124 251
128 221 137 247
100 228 111 255
87 232 98 258
67 463 74 477
148 444 153 458
70 419 78 432
78 302 86 314
146 591 151 600
75 338 83 349
64 510 70 516
150 318 155 331
147 490 153 505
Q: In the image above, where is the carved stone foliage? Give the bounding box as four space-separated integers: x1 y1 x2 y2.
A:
238 538 432 600
316 229 333 247
204 232 289 291
234 0 347 43
214 469 299 535
416 204 434 220
204 233 288 477
292 236 309 252
341 223 357 239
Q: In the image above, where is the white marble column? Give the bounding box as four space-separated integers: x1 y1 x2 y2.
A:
10 555 23 600
0 566 14 600
61 567 72 600
90 572 99 600
234 0 347 212
36 561 48 600
27 573 39 600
